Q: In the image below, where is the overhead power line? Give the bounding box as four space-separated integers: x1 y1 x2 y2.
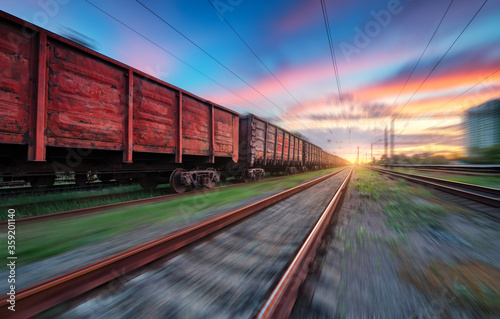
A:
372 0 455 144
84 0 274 117
384 0 489 155
206 0 324 132
320 0 351 149
411 68 500 135
387 0 454 119
393 0 489 120
136 0 298 120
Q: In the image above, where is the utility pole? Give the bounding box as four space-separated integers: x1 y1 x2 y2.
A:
390 117 394 167
384 125 388 166
356 146 359 165
371 143 373 165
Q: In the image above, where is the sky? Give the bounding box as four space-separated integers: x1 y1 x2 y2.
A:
2 0 499 163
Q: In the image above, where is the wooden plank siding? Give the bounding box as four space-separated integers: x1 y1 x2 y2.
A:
46 39 126 150
132 73 177 155
0 11 239 164
0 18 33 146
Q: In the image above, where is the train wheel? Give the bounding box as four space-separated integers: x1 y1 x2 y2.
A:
170 168 187 193
206 178 215 189
241 170 251 183
207 169 218 189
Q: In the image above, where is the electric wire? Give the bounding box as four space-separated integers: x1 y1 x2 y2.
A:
206 0 324 132
385 0 454 119
84 0 274 117
87 0 334 155
320 0 352 150
136 0 301 122
373 0 454 143
393 0 489 120
376 0 489 159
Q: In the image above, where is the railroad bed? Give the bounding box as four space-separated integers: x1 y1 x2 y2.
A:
59 169 350 318
291 167 499 318
370 167 500 220
0 169 344 295
0 169 351 318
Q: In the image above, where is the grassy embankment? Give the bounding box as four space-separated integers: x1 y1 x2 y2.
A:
0 169 347 220
354 167 498 314
0 167 344 266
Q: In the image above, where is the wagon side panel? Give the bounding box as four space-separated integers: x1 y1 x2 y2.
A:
274 128 282 165
133 74 177 154
266 124 276 164
238 116 250 166
0 19 33 145
182 95 210 156
298 139 303 164
214 108 237 158
283 132 290 164
251 116 266 164
46 40 126 150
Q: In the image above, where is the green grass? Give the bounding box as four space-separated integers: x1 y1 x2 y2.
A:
0 171 330 220
0 168 343 266
385 200 445 232
357 226 366 248
356 167 447 233
0 184 175 220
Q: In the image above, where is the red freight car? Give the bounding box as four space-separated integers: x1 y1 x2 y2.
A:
303 141 322 170
0 11 239 192
321 151 348 168
237 113 323 180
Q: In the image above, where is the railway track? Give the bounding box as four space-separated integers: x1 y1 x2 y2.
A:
0 168 351 318
0 186 170 221
384 164 500 175
399 168 500 177
370 167 500 219
0 170 335 225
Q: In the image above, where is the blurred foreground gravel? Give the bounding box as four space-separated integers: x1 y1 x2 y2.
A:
291 167 499 318
56 170 351 318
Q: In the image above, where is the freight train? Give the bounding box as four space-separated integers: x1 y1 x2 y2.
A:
0 11 349 193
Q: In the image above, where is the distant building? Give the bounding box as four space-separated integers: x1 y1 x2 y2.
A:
464 99 500 156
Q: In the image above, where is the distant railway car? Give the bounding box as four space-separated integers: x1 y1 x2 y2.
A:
303 141 322 170
321 151 338 168
237 114 308 179
0 11 238 192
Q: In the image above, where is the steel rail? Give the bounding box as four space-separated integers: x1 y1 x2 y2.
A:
371 168 500 208
0 169 343 225
0 169 346 318
406 168 500 177
257 168 352 318
381 164 500 174
382 168 500 196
